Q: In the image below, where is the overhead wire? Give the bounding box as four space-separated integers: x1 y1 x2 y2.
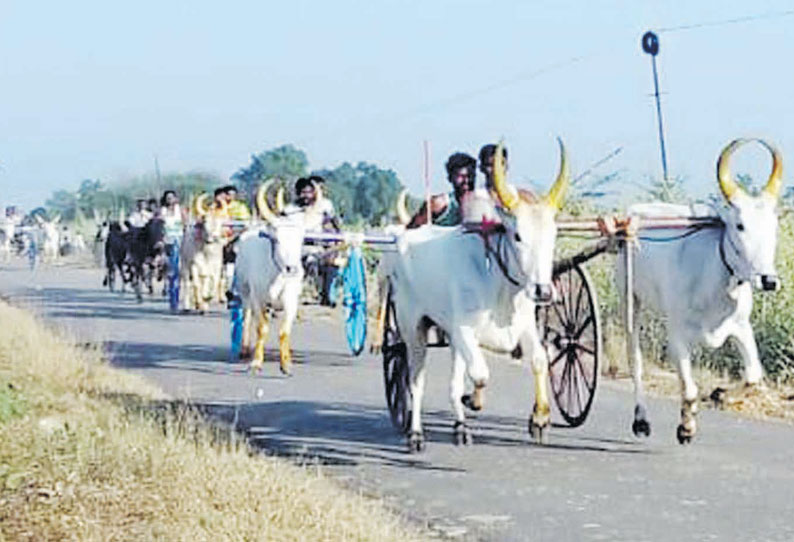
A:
656 8 794 33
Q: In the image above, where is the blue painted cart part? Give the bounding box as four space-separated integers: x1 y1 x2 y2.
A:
342 246 367 356
228 273 243 362
229 301 243 362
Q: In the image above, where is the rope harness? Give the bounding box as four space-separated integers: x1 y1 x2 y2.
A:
462 222 522 287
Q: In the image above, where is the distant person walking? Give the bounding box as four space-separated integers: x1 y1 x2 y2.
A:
161 190 185 312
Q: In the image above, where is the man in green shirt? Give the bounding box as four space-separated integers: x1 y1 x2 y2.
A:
406 152 477 229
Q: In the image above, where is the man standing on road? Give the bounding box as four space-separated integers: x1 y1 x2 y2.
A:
160 190 185 312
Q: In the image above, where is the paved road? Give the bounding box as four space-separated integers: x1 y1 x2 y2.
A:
2 262 794 541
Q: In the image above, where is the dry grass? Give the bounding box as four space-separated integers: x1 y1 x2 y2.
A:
0 301 428 542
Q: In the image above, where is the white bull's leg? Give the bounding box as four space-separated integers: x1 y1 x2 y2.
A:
731 320 763 386
526 333 551 445
669 336 698 444
251 308 270 372
241 307 253 359
449 346 472 445
628 295 651 437
278 280 301 376
179 268 191 311
406 328 428 452
450 326 488 444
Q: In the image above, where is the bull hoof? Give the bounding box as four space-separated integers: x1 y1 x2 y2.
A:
453 421 472 446
407 431 425 453
279 365 292 377
676 424 694 445
461 394 482 412
528 414 549 445
632 418 651 438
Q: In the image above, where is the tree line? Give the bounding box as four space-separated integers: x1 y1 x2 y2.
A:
42 144 406 227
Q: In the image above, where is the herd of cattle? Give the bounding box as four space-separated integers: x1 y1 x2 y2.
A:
0 137 786 451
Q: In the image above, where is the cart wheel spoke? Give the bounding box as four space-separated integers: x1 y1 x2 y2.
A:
544 264 601 428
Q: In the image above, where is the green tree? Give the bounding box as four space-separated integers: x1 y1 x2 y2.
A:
232 144 309 196
312 161 403 226
45 189 78 221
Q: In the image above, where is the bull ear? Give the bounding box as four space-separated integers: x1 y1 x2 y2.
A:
52 214 61 224
542 138 570 211
34 214 44 225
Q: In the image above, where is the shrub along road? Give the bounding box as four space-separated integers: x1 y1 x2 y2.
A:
2 263 794 542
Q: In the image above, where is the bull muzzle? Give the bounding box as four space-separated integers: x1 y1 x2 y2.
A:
760 274 780 292
531 283 554 304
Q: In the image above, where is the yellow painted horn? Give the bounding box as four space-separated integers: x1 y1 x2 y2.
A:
193 193 209 218
396 189 411 225
717 139 748 201
542 138 570 210
492 140 519 212
759 139 783 199
256 180 279 224
275 186 286 213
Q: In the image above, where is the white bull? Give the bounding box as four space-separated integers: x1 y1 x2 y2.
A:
382 140 570 452
620 138 784 444
234 181 306 375
36 214 61 263
179 195 227 313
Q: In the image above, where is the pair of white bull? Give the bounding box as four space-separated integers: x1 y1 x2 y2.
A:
380 138 784 452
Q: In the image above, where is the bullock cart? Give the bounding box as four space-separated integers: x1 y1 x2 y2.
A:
380 214 722 436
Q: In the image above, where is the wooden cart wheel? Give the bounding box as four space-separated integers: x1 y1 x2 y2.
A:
537 263 600 427
381 286 412 434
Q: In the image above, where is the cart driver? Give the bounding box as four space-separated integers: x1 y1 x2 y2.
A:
406 152 477 229
293 176 343 306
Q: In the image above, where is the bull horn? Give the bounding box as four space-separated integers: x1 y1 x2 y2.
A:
275 186 286 213
193 193 209 218
256 180 279 224
759 139 783 199
717 139 750 201
542 138 570 211
492 140 519 212
396 189 411 225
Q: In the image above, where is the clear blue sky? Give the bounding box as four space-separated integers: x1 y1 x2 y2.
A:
2 0 792 210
